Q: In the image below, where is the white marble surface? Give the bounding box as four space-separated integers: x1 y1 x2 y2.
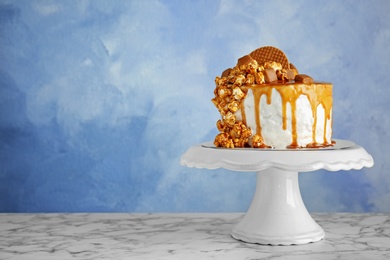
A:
0 213 389 260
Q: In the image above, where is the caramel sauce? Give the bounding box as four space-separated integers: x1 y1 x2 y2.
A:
251 86 273 136
240 99 247 125
243 81 333 148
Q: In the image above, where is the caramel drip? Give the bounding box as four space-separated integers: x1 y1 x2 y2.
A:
301 85 333 145
245 82 332 148
300 86 320 144
240 100 247 125
251 87 273 136
275 86 301 148
321 87 332 144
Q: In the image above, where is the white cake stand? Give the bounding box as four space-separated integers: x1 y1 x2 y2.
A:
180 139 374 245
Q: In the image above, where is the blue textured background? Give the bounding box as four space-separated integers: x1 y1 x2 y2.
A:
1 0 389 213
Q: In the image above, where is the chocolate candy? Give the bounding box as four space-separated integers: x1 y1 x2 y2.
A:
237 55 256 67
295 74 313 84
264 68 278 83
289 63 298 73
286 69 296 80
221 68 231 78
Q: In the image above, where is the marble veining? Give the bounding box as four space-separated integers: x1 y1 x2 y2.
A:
0 213 389 260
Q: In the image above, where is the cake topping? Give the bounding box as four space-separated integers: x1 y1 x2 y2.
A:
250 46 290 69
295 74 314 84
263 68 278 83
285 69 296 81
237 55 256 67
221 68 232 78
289 63 299 73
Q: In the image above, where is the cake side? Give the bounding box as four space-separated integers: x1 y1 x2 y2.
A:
238 82 333 149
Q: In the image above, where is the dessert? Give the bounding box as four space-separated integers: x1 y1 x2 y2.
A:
211 46 333 149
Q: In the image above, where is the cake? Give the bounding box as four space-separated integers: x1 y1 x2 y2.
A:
211 46 333 149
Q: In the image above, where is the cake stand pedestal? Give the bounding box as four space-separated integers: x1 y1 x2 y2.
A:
180 140 374 245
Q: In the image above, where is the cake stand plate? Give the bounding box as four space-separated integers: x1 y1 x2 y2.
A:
180 139 374 245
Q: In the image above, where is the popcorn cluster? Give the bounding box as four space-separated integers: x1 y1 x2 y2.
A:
214 121 252 148
211 54 299 148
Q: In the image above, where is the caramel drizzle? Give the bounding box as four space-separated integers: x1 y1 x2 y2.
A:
240 99 247 125
252 87 273 136
248 83 332 148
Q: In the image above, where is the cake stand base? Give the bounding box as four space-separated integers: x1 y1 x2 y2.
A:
180 140 374 246
231 168 324 245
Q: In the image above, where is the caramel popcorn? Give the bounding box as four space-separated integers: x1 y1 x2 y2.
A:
214 133 234 148
216 119 226 132
229 67 241 77
218 86 230 98
234 74 246 86
224 111 236 127
252 134 269 148
232 122 252 147
245 74 255 84
275 69 287 81
232 87 245 100
255 71 265 84
213 121 252 148
227 101 240 113
264 61 283 71
247 60 259 71
216 76 228 86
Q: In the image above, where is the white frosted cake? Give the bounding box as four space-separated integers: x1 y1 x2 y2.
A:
212 46 333 149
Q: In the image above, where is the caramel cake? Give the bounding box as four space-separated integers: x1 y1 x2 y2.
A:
211 46 333 149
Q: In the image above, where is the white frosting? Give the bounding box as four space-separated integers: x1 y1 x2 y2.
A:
235 88 332 149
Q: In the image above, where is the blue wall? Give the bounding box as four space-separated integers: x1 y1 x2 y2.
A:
1 0 389 213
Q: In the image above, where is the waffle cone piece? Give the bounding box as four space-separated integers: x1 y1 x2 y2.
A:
250 46 290 69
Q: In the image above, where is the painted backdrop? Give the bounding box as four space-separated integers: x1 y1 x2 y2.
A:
1 0 389 212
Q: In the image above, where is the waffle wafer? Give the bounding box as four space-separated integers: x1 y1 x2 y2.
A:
250 46 290 69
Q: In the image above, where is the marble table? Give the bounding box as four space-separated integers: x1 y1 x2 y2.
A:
0 213 389 260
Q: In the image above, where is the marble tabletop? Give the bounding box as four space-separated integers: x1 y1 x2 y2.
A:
0 213 389 260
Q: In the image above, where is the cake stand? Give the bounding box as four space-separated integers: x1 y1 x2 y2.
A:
180 140 374 245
